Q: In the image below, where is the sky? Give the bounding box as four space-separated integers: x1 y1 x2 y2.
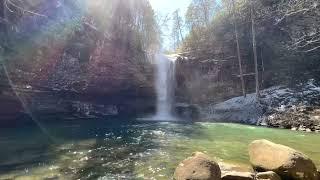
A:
149 0 191 50
149 0 191 15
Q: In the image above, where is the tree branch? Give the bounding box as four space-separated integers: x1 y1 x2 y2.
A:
275 8 311 25
5 0 47 18
304 45 320 53
4 0 14 13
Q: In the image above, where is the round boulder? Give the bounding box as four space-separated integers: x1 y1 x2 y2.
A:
249 139 318 180
256 171 281 180
174 152 221 180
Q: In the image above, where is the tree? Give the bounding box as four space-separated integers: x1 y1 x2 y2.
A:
171 9 184 50
185 0 217 30
231 0 246 97
95 0 160 52
274 0 320 53
250 0 260 100
0 0 7 50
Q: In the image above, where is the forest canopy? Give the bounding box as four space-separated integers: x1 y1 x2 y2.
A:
170 0 320 89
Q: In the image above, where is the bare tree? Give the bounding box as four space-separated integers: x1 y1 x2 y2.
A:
0 0 8 52
185 0 216 30
274 0 320 53
231 0 246 97
171 9 184 50
251 0 260 100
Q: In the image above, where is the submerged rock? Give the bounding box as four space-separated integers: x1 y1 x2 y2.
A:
256 171 281 180
248 139 318 180
174 152 221 180
221 172 254 180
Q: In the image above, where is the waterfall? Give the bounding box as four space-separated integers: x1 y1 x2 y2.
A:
153 54 176 120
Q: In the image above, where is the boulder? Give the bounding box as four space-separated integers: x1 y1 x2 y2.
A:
174 152 221 180
256 171 281 180
249 139 318 180
221 172 254 180
219 162 254 177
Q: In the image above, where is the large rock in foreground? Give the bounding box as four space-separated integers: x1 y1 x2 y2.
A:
174 152 221 180
249 139 318 180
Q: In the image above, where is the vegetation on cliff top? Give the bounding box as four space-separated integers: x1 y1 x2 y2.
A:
171 0 320 103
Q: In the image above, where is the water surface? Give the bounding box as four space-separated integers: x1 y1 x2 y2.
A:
0 118 319 179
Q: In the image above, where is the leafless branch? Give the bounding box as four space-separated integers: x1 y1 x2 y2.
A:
297 39 320 48
5 0 47 18
275 8 311 25
291 31 320 52
156 13 171 28
4 0 14 13
304 45 320 53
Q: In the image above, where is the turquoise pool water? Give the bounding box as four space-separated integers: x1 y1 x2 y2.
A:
0 118 319 179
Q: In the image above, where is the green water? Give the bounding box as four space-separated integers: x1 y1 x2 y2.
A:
0 119 319 179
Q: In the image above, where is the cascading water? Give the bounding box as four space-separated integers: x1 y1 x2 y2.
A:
138 54 177 121
153 54 176 120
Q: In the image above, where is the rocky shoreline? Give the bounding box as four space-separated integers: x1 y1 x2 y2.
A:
174 139 319 180
200 80 320 132
264 105 320 133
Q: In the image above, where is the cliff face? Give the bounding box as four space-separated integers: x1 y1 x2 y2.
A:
174 42 253 106
0 35 156 122
1 47 156 124
0 1 158 123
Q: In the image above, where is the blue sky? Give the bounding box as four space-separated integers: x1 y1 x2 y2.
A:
149 0 191 50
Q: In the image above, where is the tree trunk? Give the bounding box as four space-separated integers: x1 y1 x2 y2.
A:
260 47 265 87
178 25 184 43
251 0 260 100
177 19 184 44
232 0 246 97
0 0 8 48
